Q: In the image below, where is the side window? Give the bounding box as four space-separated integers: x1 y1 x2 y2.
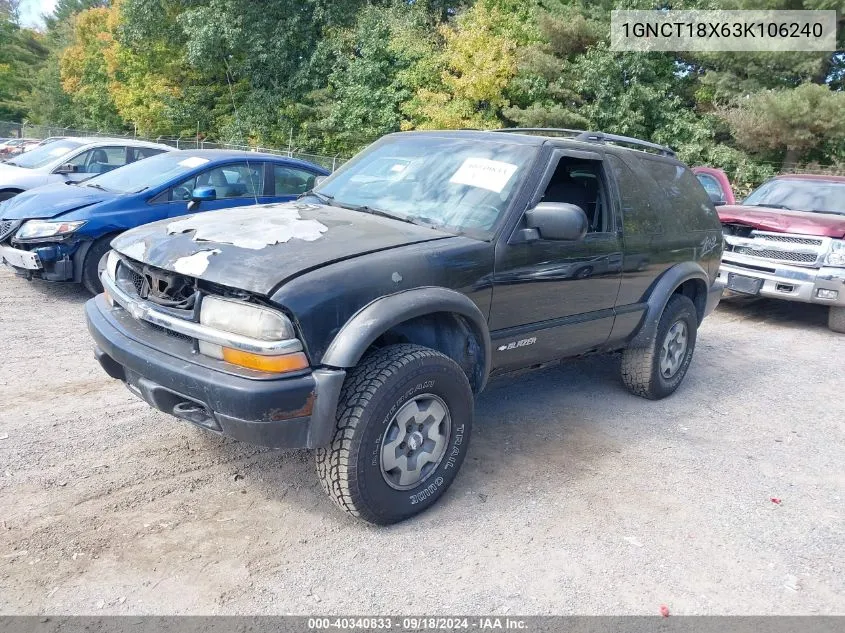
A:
539 156 610 233
644 158 718 231
272 165 318 195
606 154 663 235
196 163 264 199
168 174 199 202
129 147 165 163
67 146 128 175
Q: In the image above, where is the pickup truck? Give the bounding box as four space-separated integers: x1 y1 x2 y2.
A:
86 129 724 523
716 174 845 333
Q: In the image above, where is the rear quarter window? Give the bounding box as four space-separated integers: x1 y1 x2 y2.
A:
635 156 719 232
606 154 663 235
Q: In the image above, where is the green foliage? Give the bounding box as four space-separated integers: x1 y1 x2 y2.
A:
0 5 49 121
7 0 845 187
719 83 845 167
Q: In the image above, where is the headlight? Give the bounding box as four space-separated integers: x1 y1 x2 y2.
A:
825 239 845 267
198 296 306 373
200 295 295 340
16 219 86 241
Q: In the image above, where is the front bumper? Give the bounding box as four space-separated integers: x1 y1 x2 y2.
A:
0 242 78 281
85 294 345 449
718 254 845 307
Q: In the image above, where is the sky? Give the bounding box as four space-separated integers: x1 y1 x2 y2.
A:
19 0 57 28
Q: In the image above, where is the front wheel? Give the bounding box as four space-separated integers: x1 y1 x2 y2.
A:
81 235 117 295
621 294 699 400
829 306 845 333
316 344 473 525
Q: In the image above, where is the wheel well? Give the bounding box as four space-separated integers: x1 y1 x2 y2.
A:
0 188 24 200
368 312 486 393
673 278 706 323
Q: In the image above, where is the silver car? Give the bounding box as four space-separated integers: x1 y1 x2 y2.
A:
0 137 172 201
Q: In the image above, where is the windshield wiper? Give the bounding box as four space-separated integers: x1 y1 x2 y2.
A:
86 183 109 191
301 189 333 204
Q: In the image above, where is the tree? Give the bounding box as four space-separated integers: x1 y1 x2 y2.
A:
59 6 123 130
719 83 845 168
0 4 49 121
403 0 523 129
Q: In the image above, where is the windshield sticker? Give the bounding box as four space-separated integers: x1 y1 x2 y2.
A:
449 158 518 193
178 157 210 169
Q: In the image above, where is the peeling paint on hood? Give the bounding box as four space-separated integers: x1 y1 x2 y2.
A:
173 249 221 276
111 201 455 295
120 241 147 261
166 205 328 249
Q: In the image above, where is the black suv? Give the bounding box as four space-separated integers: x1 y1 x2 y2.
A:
86 129 724 524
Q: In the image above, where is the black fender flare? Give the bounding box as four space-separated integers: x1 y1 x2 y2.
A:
321 287 492 391
628 261 710 349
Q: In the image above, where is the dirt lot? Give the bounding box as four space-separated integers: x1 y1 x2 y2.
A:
0 267 843 615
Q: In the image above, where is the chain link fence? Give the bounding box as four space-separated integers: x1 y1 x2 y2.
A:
0 120 348 171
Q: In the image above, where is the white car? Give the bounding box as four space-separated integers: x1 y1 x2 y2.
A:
0 137 172 201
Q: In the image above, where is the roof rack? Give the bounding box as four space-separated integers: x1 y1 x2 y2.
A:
491 127 676 158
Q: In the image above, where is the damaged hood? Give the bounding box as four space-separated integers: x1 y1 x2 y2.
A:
718 204 845 238
0 182 114 220
111 201 455 295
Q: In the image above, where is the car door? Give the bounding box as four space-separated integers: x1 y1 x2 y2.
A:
489 148 623 370
153 161 273 218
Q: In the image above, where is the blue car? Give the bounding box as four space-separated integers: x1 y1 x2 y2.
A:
0 150 329 293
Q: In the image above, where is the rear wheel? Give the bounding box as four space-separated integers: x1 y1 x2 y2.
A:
81 235 116 295
316 344 473 525
829 306 845 334
621 294 698 400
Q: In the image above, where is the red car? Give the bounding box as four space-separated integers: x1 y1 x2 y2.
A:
710 173 845 333
692 166 736 205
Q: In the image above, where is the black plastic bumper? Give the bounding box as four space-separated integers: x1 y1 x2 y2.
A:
704 280 724 318
85 295 345 449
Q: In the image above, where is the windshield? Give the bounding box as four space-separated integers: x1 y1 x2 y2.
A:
82 152 209 194
314 135 538 235
743 178 845 215
7 139 83 169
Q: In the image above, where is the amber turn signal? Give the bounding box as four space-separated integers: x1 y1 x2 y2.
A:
221 349 309 373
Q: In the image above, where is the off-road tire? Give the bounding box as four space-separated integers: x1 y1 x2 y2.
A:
316 344 473 525
81 235 115 295
829 306 845 334
621 294 698 400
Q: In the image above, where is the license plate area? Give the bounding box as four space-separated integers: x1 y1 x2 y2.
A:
0 245 41 270
727 273 763 295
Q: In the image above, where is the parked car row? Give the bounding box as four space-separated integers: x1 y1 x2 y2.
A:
0 144 329 292
1 127 843 525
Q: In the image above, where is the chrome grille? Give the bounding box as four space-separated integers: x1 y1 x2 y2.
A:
723 229 828 267
734 248 817 263
760 234 822 246
0 219 21 242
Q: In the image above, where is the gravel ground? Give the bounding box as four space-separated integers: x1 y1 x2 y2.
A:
0 267 843 615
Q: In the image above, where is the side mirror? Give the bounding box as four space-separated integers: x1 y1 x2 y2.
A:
708 191 726 206
55 163 79 175
524 202 589 241
187 186 216 211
